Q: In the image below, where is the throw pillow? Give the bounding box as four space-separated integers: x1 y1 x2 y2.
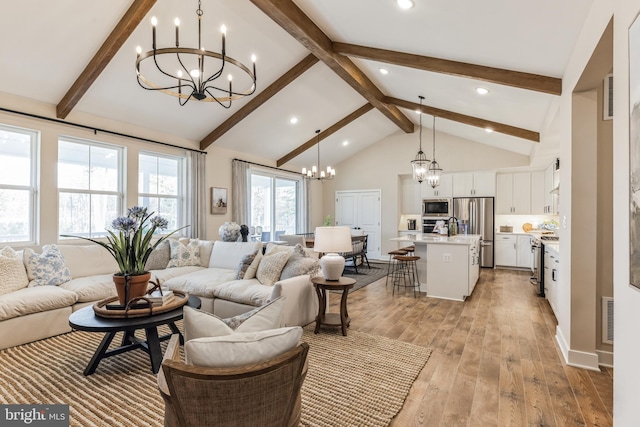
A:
256 250 290 286
236 251 258 279
0 246 29 296
185 326 303 368
144 240 171 270
280 244 320 280
244 251 263 279
179 238 214 267
183 297 286 342
23 245 72 287
167 239 201 268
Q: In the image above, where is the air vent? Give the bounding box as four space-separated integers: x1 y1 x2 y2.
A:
603 73 613 121
602 297 613 344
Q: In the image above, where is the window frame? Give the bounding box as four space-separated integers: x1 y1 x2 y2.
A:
137 150 186 232
249 167 304 240
0 124 39 245
57 135 125 240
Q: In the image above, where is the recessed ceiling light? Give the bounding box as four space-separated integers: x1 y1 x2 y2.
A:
485 127 494 133
342 140 349 146
379 68 389 75
476 87 489 95
397 0 414 9
289 117 298 124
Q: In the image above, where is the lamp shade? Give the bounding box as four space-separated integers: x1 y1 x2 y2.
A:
313 226 353 280
313 226 352 253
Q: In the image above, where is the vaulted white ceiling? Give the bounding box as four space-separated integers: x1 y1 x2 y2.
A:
0 0 594 169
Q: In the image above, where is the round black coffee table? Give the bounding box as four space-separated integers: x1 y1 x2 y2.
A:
69 295 200 375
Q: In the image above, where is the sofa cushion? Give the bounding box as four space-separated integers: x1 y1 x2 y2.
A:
209 241 262 270
148 266 205 284
167 239 201 268
59 274 117 303
57 244 118 278
280 244 319 280
144 240 171 270
0 286 78 321
0 247 29 296
183 297 285 341
212 278 274 307
24 245 72 287
184 326 302 368
256 251 290 286
162 268 239 298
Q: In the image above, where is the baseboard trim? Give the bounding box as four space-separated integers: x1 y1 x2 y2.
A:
555 326 600 371
596 350 614 368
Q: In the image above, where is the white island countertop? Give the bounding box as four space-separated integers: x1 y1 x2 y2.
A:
390 233 481 245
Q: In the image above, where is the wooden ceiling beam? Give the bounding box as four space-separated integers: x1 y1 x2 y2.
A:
56 0 157 119
385 97 539 142
200 54 319 150
333 42 562 96
249 0 414 134
277 103 374 167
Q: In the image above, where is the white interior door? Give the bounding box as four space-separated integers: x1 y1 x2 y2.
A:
335 190 381 259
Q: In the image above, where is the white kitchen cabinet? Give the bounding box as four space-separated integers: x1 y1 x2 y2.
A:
421 173 453 198
544 163 559 215
426 240 480 301
452 171 495 197
544 245 559 316
401 177 421 214
516 235 533 268
530 170 546 214
495 234 517 266
496 172 531 214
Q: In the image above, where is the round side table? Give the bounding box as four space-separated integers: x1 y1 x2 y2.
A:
311 276 356 336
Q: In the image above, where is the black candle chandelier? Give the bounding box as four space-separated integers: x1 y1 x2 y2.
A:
135 0 257 107
302 130 335 181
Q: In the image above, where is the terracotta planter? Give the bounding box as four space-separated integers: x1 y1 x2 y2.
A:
113 272 151 306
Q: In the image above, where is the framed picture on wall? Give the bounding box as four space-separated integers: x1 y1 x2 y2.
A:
629 13 640 289
211 187 227 215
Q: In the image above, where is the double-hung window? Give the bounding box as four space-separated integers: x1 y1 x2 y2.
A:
58 137 123 238
250 170 303 241
0 125 38 244
138 152 183 231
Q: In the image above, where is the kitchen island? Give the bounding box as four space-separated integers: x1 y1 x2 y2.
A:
390 234 481 301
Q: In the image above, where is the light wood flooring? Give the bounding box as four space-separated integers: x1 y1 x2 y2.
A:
329 267 613 427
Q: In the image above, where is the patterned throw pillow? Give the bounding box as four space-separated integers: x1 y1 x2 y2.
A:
23 245 72 287
236 251 258 279
280 244 320 280
144 240 171 270
167 239 201 268
256 250 290 286
0 246 29 295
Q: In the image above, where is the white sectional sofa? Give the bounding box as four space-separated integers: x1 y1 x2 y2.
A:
0 240 318 350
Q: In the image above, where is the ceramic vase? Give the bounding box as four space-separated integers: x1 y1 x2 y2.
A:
219 222 242 242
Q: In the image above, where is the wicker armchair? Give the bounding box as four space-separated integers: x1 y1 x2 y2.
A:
158 334 309 427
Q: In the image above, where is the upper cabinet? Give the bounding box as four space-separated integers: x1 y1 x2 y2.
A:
496 172 531 214
531 170 546 214
421 174 453 198
452 172 495 197
544 163 559 215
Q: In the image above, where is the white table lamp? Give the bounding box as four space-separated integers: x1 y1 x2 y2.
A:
313 226 353 280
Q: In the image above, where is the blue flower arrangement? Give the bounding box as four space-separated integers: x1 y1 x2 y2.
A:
63 206 187 276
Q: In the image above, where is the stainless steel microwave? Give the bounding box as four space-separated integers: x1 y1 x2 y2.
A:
422 198 452 218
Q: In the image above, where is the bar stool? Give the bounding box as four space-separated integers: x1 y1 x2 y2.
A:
391 255 421 297
400 245 415 255
386 249 408 288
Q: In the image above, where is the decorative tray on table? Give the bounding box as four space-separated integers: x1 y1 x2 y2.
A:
93 291 189 319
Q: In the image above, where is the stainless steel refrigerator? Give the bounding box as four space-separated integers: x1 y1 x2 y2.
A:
452 197 495 268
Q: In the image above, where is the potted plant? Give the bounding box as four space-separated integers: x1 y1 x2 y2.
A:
63 206 187 305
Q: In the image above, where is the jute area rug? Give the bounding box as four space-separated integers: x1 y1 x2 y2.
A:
0 325 431 427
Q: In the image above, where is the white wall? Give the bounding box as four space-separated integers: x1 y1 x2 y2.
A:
320 129 530 255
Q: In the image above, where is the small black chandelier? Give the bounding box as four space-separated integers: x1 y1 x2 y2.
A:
302 130 335 181
135 0 257 107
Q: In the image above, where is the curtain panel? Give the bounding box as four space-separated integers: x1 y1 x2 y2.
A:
186 151 207 238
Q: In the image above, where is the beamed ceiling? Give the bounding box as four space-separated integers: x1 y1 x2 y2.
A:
0 0 595 169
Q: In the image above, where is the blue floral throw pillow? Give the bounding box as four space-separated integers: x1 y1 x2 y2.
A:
167 239 201 268
24 245 72 287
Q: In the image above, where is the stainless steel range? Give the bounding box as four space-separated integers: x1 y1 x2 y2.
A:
531 235 559 296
